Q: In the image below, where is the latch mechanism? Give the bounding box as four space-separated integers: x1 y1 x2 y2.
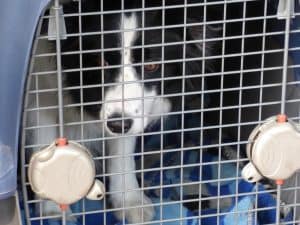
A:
28 138 105 206
242 114 300 184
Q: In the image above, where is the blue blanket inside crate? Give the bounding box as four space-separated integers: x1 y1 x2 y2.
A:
28 115 293 225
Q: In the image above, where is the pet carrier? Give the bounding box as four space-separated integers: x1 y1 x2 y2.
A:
1 0 300 225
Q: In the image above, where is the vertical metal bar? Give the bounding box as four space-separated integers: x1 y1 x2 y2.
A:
258 0 268 122
34 55 44 225
62 210 67 225
78 0 86 224
160 0 166 223
54 0 64 138
180 1 188 224
217 0 226 223
234 1 246 224
199 0 207 223
280 0 292 114
141 0 146 221
256 1 268 224
78 0 84 149
292 175 299 223
120 1 126 223
277 0 292 224
100 1 107 224
53 0 66 224
276 184 282 225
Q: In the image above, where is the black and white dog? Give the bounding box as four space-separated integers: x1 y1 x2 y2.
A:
29 0 275 223
31 1 217 223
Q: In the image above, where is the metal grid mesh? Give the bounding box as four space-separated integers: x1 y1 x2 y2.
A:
21 0 300 224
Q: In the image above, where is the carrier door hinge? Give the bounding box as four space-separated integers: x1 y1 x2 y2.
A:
48 4 67 41
277 0 296 19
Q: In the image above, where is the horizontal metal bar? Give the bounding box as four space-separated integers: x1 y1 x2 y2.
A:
41 0 263 20
34 29 292 59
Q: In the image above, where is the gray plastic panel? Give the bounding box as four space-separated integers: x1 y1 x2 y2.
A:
0 0 51 199
0 193 22 225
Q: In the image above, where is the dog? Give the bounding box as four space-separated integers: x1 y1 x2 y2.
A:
28 1 219 223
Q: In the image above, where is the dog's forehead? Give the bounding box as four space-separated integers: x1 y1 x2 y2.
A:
122 13 138 65
122 13 138 48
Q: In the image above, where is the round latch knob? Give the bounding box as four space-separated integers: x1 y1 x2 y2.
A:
28 139 105 205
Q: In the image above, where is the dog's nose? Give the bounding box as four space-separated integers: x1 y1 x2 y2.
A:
107 113 133 134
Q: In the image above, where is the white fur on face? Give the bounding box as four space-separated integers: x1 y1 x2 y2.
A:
101 13 170 135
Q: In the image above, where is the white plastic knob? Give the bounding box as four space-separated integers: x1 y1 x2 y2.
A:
28 139 105 205
86 179 105 200
241 162 263 183
243 115 300 183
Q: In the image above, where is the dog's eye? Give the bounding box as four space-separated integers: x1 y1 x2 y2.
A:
144 63 159 72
